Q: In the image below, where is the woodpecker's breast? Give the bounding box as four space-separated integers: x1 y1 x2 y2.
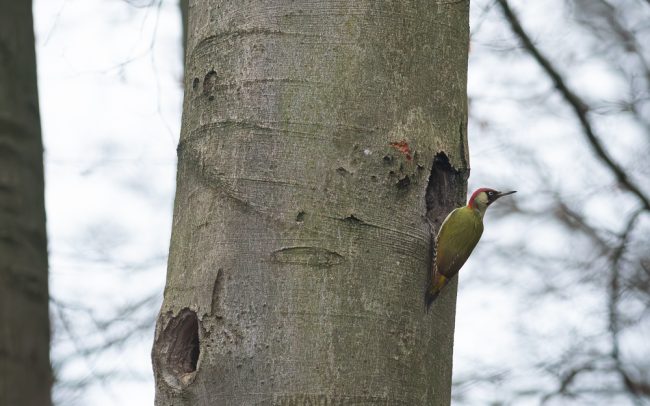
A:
434 206 484 278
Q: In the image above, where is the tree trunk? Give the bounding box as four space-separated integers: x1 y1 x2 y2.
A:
180 0 189 58
153 1 469 404
0 1 51 405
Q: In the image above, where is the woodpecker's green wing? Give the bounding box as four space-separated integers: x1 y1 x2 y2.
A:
434 206 484 278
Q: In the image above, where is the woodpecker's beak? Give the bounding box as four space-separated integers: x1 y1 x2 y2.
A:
496 190 517 199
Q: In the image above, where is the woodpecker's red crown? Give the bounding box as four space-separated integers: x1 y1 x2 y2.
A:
468 188 516 209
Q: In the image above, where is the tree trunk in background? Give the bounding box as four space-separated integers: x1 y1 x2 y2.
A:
153 1 469 404
0 1 51 405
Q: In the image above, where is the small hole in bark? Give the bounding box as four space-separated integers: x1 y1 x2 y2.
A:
396 175 411 189
192 77 200 90
203 70 218 98
296 211 305 222
336 167 350 176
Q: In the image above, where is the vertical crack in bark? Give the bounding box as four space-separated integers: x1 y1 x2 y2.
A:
210 269 224 317
459 120 468 170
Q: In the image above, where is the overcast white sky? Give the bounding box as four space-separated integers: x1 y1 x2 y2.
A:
36 0 181 403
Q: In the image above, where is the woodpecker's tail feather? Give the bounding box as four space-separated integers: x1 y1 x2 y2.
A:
425 271 447 310
424 288 440 309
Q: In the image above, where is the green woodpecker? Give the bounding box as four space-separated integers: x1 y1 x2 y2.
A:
425 188 516 308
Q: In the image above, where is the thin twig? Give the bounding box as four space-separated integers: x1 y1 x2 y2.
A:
495 0 650 212
608 209 649 402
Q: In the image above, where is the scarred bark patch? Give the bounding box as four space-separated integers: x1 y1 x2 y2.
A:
389 140 413 161
271 246 344 268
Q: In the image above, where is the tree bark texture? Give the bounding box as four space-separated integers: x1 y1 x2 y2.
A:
154 1 469 405
0 1 52 405
180 0 189 58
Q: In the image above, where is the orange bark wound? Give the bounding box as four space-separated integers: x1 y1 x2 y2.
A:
389 140 412 161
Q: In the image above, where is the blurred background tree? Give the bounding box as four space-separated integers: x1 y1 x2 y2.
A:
34 0 649 404
0 1 51 405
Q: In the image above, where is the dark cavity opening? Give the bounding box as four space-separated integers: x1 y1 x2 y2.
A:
425 152 468 228
173 310 199 374
154 308 200 388
396 175 411 189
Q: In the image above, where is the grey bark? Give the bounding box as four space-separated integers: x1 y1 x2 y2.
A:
0 1 52 405
153 1 470 405
180 0 189 59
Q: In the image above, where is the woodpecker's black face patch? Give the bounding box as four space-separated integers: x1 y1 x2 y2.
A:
486 189 499 205
488 190 517 205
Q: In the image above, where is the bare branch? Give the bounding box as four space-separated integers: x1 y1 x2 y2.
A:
608 209 649 402
495 0 650 212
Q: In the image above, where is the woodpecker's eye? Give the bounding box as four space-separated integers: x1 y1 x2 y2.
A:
488 191 494 196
